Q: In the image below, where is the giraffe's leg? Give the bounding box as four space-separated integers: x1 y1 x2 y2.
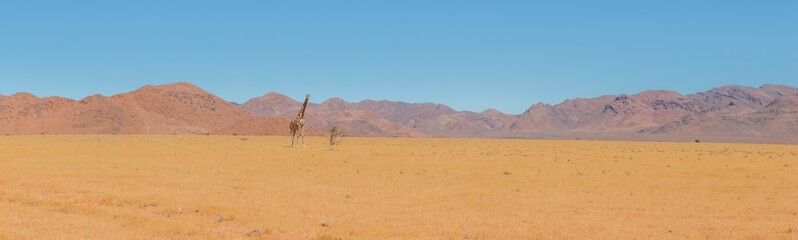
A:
290 125 294 147
301 127 305 147
290 129 296 148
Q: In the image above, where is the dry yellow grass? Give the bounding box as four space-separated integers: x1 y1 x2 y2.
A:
0 135 796 239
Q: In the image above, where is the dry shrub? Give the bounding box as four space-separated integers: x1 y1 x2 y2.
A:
327 126 344 147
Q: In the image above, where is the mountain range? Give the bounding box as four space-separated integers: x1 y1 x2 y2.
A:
1 82 796 144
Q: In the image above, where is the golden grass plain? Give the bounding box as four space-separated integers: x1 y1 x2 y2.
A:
0 136 796 239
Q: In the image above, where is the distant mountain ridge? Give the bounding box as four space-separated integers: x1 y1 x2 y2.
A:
1 82 284 135
2 82 796 144
240 84 798 143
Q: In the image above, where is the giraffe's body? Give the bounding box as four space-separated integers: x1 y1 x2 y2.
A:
290 94 310 147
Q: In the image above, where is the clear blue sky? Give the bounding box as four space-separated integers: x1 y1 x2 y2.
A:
1 1 796 113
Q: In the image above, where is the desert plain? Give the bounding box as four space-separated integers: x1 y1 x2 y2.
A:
0 135 796 239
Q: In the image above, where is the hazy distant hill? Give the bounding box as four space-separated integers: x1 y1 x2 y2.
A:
2 82 796 143
240 93 424 137
239 84 797 143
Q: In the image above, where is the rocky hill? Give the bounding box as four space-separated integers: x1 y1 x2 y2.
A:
1 82 254 135
240 84 797 143
2 82 796 143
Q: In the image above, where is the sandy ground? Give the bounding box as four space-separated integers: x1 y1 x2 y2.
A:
0 136 796 239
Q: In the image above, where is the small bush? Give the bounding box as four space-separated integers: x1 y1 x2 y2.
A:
694 139 700 143
244 227 269 237
327 126 344 147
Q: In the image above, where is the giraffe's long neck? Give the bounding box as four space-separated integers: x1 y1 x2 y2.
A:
297 95 310 119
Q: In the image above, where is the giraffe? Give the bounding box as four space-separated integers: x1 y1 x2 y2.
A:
290 94 310 147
